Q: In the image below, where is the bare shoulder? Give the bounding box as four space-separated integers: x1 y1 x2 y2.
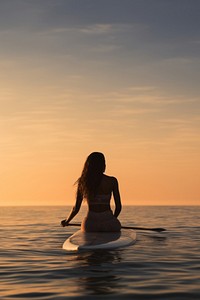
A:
103 174 118 186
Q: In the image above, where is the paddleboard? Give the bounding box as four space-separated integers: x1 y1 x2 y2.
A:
62 229 136 251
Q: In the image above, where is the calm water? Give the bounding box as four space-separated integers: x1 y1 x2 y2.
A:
0 205 200 300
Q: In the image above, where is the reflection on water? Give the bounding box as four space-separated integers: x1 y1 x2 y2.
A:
74 250 121 296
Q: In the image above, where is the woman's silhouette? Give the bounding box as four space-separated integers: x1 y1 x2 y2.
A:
61 152 121 232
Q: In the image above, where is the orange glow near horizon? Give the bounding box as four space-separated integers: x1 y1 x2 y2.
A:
1 115 200 206
0 79 200 206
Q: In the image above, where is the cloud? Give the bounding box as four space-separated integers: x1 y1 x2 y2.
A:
79 24 113 35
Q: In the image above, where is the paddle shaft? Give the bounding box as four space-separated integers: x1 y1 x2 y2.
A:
66 223 166 232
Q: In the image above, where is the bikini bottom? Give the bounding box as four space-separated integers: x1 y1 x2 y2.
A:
81 210 121 232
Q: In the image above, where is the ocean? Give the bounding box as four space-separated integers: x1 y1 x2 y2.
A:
0 205 199 299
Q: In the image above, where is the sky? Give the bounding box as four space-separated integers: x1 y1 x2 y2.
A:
0 0 200 206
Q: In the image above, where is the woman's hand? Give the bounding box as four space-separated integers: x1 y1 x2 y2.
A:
61 219 69 227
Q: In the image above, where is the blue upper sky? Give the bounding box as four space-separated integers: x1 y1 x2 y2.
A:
1 0 199 94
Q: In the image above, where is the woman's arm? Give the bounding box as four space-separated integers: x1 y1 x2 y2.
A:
112 177 122 218
61 188 83 227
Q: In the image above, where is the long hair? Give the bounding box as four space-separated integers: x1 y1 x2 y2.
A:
77 152 106 199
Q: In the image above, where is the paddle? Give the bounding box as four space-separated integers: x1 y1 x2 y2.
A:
66 223 166 232
121 226 166 232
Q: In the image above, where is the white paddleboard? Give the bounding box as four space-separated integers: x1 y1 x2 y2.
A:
62 229 136 251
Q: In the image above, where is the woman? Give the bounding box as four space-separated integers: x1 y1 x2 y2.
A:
61 152 122 232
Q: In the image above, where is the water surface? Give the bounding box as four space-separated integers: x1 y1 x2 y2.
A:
0 206 199 299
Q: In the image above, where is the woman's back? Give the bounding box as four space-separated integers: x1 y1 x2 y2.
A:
83 174 121 232
87 175 114 213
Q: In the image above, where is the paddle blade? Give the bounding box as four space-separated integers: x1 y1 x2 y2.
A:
122 226 166 232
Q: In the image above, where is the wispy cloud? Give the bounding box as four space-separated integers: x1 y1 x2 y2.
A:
79 24 113 35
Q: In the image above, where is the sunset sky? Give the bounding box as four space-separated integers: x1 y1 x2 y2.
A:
0 0 200 206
